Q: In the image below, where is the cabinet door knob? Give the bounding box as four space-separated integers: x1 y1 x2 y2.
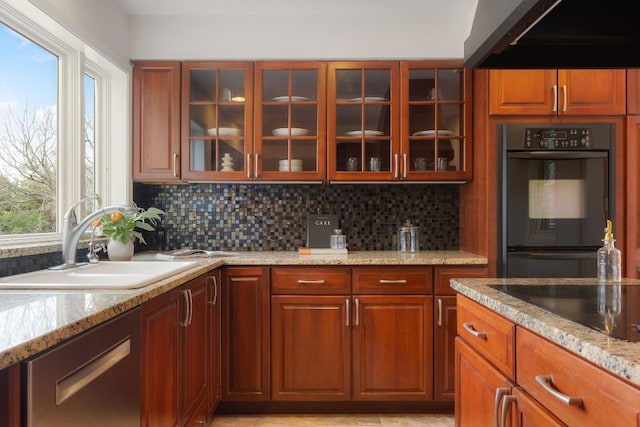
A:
535 375 583 407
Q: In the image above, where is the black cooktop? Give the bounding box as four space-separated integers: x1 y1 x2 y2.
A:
489 284 640 342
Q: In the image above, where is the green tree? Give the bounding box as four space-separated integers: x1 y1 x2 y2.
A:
0 105 57 234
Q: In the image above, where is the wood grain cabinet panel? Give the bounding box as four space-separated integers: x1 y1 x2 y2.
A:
133 61 182 181
221 267 270 401
516 327 640 427
352 295 433 401
489 69 626 116
271 295 351 401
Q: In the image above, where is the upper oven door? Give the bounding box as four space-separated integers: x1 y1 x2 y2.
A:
506 150 609 248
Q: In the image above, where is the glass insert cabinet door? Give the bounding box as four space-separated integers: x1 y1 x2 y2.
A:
328 62 400 181
254 62 326 180
401 61 471 180
181 61 253 180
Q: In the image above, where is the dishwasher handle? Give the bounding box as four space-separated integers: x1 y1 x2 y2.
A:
56 338 131 405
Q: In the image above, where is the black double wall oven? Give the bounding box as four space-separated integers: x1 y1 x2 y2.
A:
498 123 615 278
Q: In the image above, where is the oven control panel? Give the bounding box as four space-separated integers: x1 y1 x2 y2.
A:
524 128 591 149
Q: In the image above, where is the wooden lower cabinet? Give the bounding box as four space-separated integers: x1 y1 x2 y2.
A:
455 295 640 426
433 266 487 401
207 270 222 415
455 337 514 426
352 295 433 400
271 295 351 400
433 295 457 401
221 266 270 401
0 364 20 427
141 273 210 427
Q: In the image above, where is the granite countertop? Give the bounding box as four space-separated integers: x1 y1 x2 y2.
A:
451 277 640 389
0 250 486 370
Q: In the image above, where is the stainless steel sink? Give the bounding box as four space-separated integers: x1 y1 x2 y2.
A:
0 261 198 290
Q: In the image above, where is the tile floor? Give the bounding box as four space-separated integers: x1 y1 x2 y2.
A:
210 413 454 426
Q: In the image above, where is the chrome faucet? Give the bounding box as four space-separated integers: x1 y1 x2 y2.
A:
51 195 137 270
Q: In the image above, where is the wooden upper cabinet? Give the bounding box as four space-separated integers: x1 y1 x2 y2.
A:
627 69 640 115
133 61 182 181
327 61 400 181
180 61 253 181
489 69 626 116
254 61 327 181
400 61 472 181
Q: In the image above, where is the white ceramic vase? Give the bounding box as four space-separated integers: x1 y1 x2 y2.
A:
107 238 134 261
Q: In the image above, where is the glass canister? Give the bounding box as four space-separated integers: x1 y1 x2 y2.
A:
398 220 419 252
330 229 347 249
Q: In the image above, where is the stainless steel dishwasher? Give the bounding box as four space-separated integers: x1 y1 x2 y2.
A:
23 307 140 426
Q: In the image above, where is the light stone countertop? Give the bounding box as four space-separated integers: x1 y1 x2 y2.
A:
451 277 640 389
0 250 486 370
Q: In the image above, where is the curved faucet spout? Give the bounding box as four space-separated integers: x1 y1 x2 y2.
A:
53 196 137 269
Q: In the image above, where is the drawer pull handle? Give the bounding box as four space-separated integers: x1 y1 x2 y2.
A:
297 279 326 284
462 322 487 339
500 395 516 427
379 279 407 284
437 298 443 326
493 387 509 427
535 375 583 407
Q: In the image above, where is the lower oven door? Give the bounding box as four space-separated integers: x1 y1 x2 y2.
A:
506 251 597 278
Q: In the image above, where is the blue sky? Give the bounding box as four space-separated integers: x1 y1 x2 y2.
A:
0 21 57 120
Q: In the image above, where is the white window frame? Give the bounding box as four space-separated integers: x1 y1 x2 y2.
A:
0 0 130 249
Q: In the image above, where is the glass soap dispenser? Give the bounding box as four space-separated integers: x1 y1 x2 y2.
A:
597 219 621 282
330 229 347 249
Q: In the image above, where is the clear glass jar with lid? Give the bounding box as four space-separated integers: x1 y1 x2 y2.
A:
330 229 347 249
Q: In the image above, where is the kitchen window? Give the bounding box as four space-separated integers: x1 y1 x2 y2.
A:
0 2 130 247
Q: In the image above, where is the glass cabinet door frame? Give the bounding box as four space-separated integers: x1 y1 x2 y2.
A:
180 61 254 181
400 60 472 182
327 61 401 182
254 61 327 181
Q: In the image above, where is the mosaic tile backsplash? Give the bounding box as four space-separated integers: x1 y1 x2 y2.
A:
134 183 460 252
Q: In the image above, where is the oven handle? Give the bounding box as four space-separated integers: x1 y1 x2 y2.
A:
507 151 607 160
509 251 596 260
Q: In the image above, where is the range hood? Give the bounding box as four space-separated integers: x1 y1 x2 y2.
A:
465 0 640 68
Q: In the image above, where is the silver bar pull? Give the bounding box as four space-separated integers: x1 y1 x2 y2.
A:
403 153 407 178
462 322 487 339
562 84 567 112
493 387 509 427
56 338 131 405
354 298 360 326
394 153 399 179
173 152 178 177
247 154 251 178
254 153 259 178
208 276 218 305
379 279 407 284
552 84 558 112
535 375 583 406
297 279 326 284
345 298 350 327
181 289 190 327
187 288 193 326
437 298 443 327
500 395 516 427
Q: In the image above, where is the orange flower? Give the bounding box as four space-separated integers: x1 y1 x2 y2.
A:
110 211 123 222
91 218 102 228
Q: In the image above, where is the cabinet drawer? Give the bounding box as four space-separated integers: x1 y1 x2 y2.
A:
434 266 488 295
516 327 640 427
352 267 432 294
271 267 351 294
456 296 515 379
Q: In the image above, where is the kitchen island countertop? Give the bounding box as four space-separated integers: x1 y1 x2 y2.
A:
451 277 640 388
0 250 486 370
